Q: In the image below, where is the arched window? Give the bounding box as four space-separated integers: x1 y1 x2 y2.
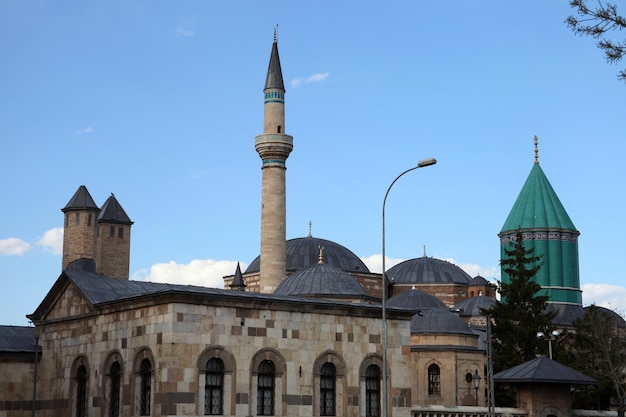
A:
205 358 224 415
320 363 336 416
365 365 380 417
139 359 151 416
109 361 121 417
428 364 440 396
257 360 275 416
75 365 87 417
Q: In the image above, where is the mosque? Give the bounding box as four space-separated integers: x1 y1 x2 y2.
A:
0 32 599 417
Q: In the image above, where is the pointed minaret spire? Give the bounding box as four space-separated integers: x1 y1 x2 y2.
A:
229 262 247 291
255 30 294 293
534 135 539 164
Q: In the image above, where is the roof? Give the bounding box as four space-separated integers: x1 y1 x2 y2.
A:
548 302 584 326
494 356 597 385
62 185 99 212
469 275 491 286
98 194 133 224
387 287 447 311
410 308 476 336
386 257 471 285
245 236 370 274
29 259 390 322
273 262 371 299
0 325 39 353
264 35 284 91
453 296 497 317
501 163 577 233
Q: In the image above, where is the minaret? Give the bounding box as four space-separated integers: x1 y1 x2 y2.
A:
96 194 133 279
499 136 582 324
255 28 293 293
61 185 100 269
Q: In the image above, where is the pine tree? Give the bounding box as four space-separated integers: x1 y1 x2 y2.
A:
482 229 556 406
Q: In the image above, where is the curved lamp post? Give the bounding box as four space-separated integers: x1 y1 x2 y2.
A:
381 158 436 417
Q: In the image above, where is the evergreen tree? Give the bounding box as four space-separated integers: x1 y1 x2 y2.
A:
482 229 556 406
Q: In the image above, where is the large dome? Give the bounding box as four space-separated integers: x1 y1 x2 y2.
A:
453 296 496 317
273 263 370 299
245 235 370 274
386 257 472 285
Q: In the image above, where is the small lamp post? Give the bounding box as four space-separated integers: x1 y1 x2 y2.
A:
473 369 481 406
536 329 561 359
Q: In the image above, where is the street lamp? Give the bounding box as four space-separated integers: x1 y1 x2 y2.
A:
381 158 437 417
472 369 481 406
536 329 561 359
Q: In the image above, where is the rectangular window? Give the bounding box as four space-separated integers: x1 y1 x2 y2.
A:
87 213 92 226
75 212 80 225
118 227 124 238
109 226 115 238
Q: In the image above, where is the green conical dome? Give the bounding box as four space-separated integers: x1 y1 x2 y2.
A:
499 144 582 319
501 163 576 232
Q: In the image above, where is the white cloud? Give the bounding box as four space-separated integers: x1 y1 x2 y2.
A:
36 227 63 255
361 254 405 274
290 72 330 88
77 127 94 135
442 258 500 281
132 259 246 288
190 170 207 180
582 283 626 312
175 25 194 37
0 237 32 255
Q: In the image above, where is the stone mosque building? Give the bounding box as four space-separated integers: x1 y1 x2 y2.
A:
0 33 597 417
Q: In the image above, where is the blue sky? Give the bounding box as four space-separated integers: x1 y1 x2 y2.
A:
1 1 625 326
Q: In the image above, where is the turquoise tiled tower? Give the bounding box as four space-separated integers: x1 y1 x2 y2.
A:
499 137 583 325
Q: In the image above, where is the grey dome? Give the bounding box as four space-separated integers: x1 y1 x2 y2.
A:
387 257 472 285
410 308 475 335
273 263 369 298
469 275 491 286
387 288 446 312
245 236 370 274
453 296 496 317
582 305 626 328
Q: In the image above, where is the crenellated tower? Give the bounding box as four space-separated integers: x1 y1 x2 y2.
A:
255 29 293 293
499 136 583 325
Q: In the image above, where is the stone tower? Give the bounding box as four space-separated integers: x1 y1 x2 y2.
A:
61 185 99 269
96 194 133 279
62 186 133 279
499 137 582 324
255 30 293 293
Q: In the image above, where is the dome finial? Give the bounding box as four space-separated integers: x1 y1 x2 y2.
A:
274 24 278 42
534 135 539 164
318 244 324 264
423 245 427 257
308 220 312 237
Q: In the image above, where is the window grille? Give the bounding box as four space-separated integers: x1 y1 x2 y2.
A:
257 360 275 416
365 365 380 417
205 358 224 415
320 362 336 416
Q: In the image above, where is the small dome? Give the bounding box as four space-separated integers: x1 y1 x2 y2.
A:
454 296 496 317
387 288 446 312
245 236 370 274
469 275 491 286
274 263 369 298
387 257 471 285
582 305 626 328
410 308 475 335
